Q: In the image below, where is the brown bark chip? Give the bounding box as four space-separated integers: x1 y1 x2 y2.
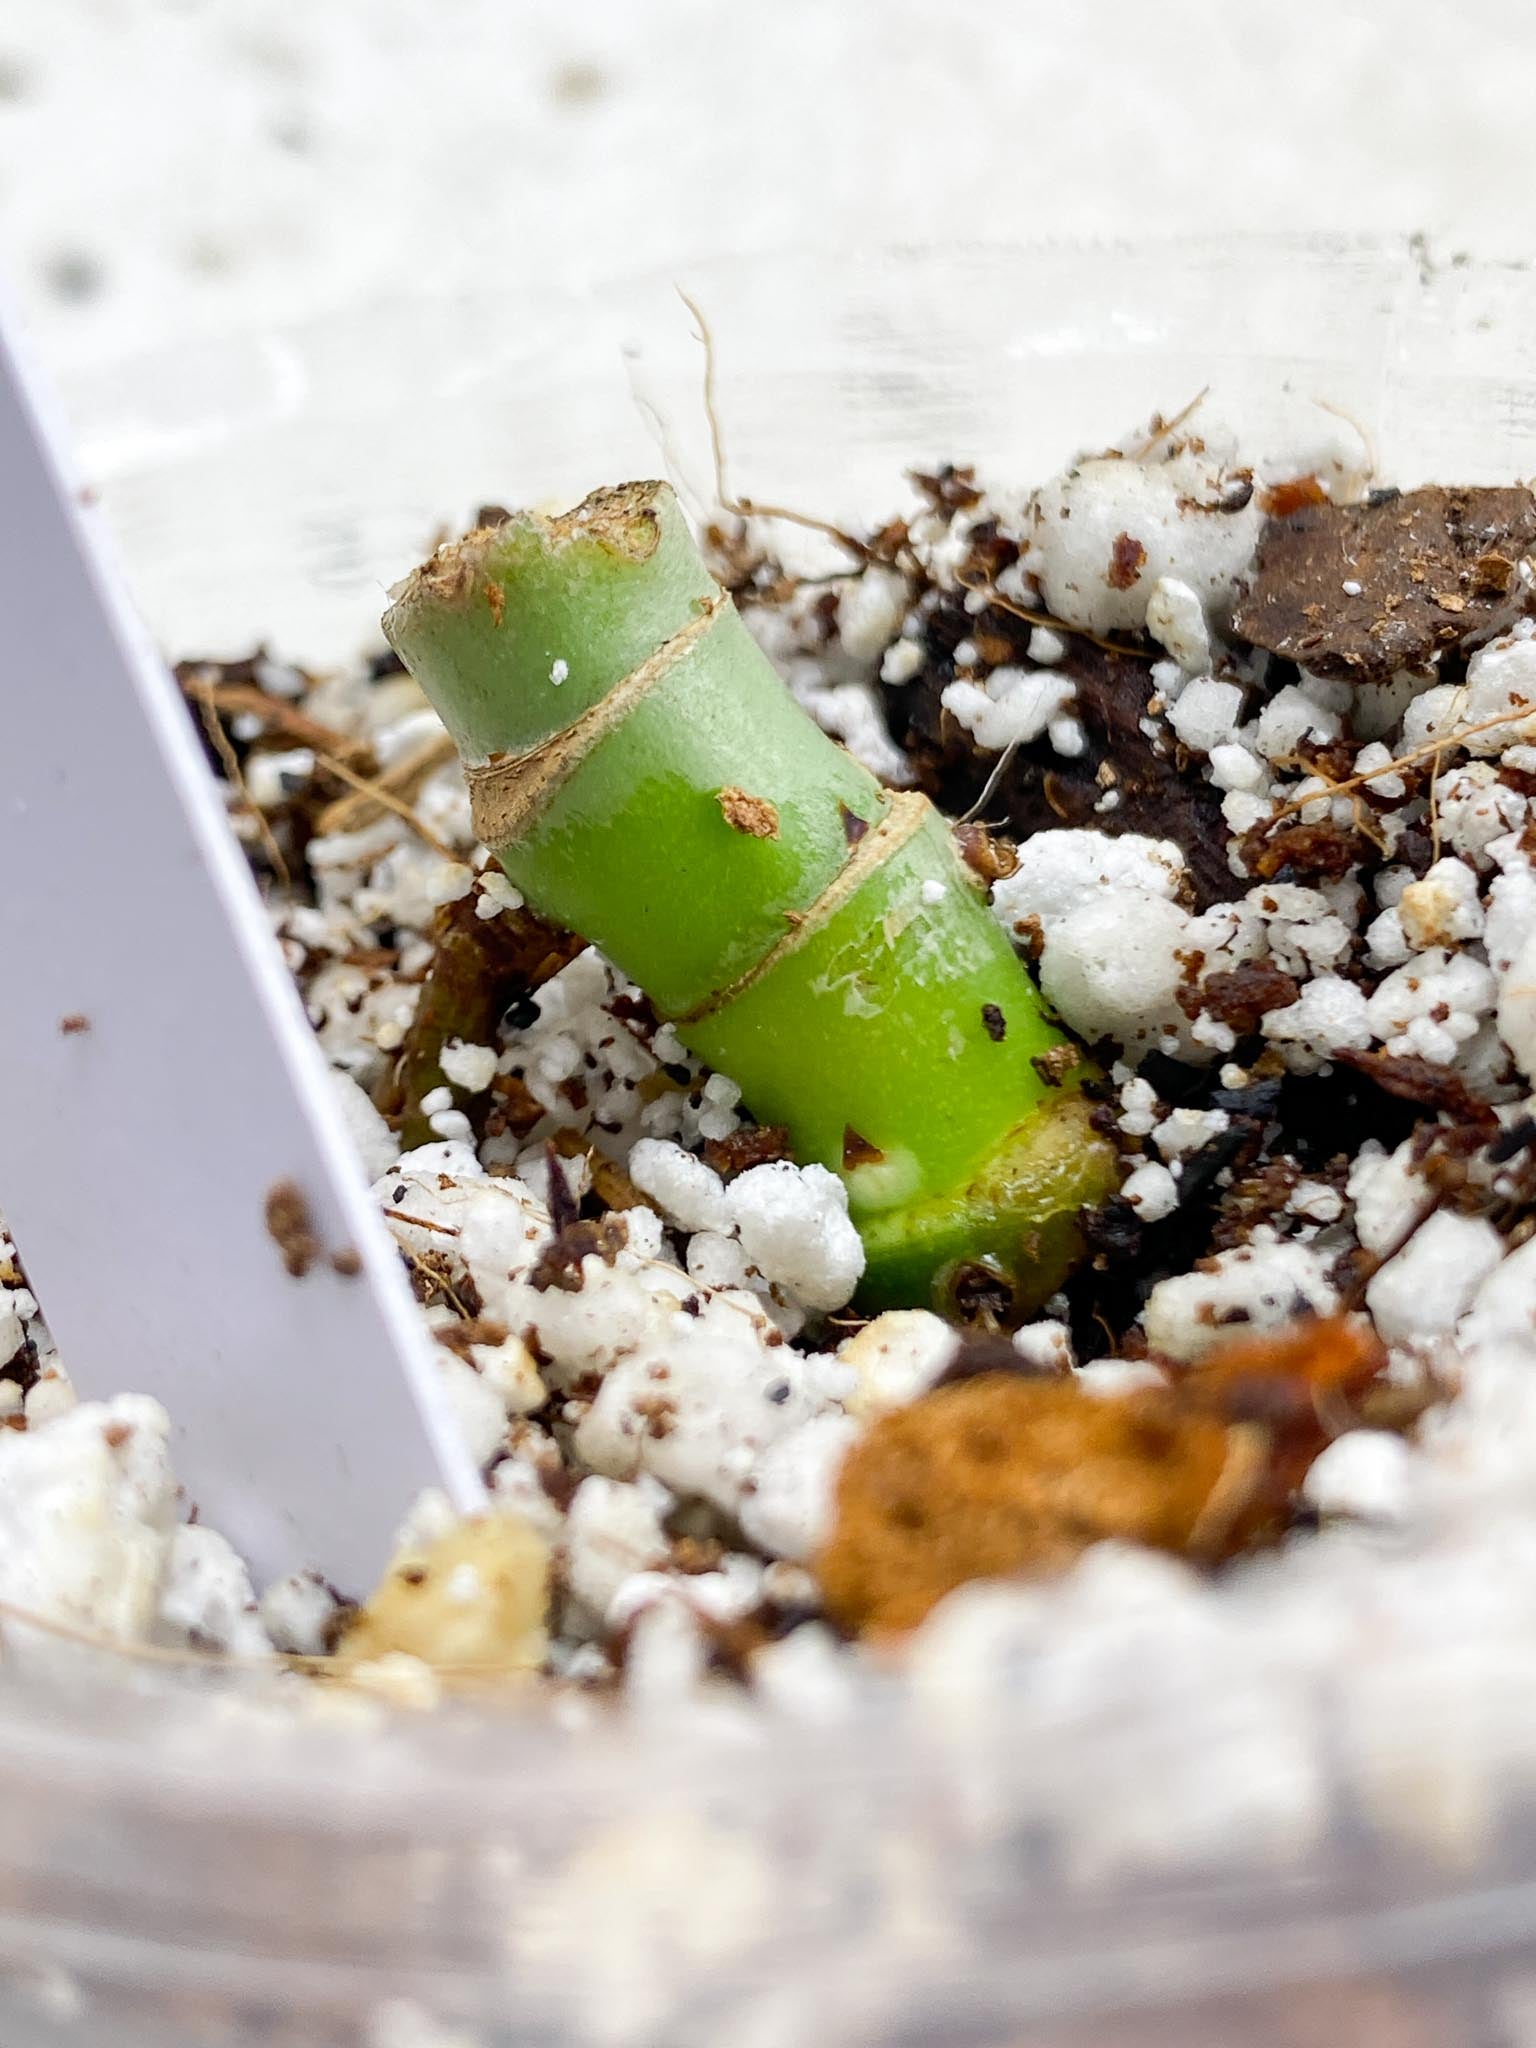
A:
955 821 1019 883
910 465 984 512
1179 961 1300 1034
529 1215 629 1294
702 1124 793 1179
381 889 584 1150
716 786 780 839
819 1319 1387 1635
1335 1049 1499 1130
1240 817 1371 882
435 1316 510 1359
1233 486 1536 681
820 1376 1239 1636
1257 474 1330 518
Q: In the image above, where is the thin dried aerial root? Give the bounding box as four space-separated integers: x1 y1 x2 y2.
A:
953 569 1144 660
309 734 459 855
1264 706 1536 826
676 286 875 562
818 1316 1388 1636
177 668 369 762
191 688 292 888
315 728 458 836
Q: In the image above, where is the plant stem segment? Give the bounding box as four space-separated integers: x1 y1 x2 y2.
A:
384 484 1116 1316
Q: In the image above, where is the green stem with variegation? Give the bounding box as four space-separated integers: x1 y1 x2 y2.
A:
383 482 1116 1316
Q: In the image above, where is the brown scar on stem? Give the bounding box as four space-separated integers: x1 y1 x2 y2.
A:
58 1013 89 1035
463 596 727 851
839 802 870 846
485 579 505 627
842 1125 886 1169
679 791 930 1026
716 786 780 839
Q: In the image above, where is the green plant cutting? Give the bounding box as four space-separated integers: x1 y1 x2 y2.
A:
383 482 1117 1316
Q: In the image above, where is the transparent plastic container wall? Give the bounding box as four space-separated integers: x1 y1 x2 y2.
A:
4 237 1536 2048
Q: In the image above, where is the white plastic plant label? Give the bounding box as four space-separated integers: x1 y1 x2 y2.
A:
0 290 483 1589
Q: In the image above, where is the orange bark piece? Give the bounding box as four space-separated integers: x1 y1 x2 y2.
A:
818 1317 1386 1637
